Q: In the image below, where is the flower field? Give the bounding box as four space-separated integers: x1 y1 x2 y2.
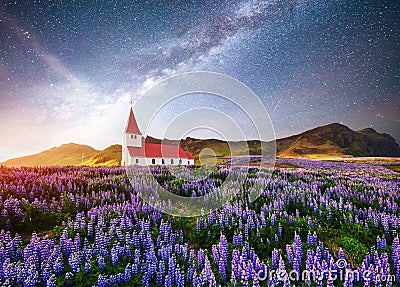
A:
0 160 399 286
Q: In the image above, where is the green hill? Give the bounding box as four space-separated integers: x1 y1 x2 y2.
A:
83 145 121 166
1 143 98 167
276 123 400 158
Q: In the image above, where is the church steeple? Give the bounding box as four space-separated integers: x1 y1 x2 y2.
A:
124 107 142 135
122 107 144 166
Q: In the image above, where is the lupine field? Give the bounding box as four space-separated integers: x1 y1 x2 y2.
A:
0 159 399 286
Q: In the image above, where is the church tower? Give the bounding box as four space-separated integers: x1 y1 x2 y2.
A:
121 107 143 166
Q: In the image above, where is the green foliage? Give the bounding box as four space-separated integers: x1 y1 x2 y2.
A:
339 236 368 265
318 222 381 267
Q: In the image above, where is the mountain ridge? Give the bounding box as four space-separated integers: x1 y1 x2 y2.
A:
2 123 399 167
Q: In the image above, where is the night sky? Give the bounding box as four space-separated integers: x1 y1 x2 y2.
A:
0 0 399 161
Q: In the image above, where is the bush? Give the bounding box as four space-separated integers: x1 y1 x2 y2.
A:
339 236 368 266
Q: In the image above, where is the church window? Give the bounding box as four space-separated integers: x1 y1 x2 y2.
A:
171 159 174 164
152 158 155 164
136 159 139 164
179 159 182 164
162 159 165 164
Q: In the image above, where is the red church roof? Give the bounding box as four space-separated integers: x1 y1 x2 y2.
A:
127 143 194 159
125 107 142 135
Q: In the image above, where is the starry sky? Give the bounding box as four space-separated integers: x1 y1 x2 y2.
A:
0 0 399 161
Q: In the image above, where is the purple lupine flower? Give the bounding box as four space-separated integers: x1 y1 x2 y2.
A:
286 244 294 266
292 257 301 280
272 249 279 270
65 271 73 281
307 231 317 247
68 252 81 273
277 223 282 237
176 269 185 287
377 236 387 250
219 234 229 267
52 256 63 276
197 249 205 271
84 261 91 273
212 245 219 266
382 214 390 234
233 232 243 247
293 232 303 262
97 274 108 287
218 256 226 283
97 255 106 272
156 260 165 286
168 254 176 284
46 274 56 287
132 249 140 275
123 263 131 283
165 274 172 287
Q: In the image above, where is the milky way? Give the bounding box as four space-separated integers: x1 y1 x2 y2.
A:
0 0 399 160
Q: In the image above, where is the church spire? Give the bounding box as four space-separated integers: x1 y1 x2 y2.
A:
124 107 142 135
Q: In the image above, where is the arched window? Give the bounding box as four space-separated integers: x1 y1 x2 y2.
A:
152 158 155 164
188 161 190 165
136 159 139 164
162 159 165 164
179 159 182 164
171 159 174 164
134 135 137 139
130 135 133 139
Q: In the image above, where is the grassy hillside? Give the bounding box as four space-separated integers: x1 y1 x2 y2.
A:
1 143 98 167
1 143 121 167
166 123 400 161
277 123 400 157
83 145 121 166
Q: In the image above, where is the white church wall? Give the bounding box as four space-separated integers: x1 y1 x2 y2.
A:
128 156 146 165
126 156 193 166
121 144 126 166
122 146 132 167
145 157 194 166
124 134 143 147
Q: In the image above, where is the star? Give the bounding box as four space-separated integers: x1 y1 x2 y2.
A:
0 0 398 161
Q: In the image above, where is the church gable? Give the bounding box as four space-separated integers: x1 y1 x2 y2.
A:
125 108 142 135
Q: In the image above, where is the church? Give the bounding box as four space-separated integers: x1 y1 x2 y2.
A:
121 108 194 166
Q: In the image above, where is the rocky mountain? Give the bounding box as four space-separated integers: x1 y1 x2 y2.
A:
276 123 400 157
